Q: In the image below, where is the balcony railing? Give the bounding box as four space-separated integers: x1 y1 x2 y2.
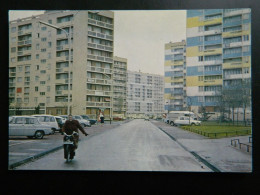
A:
86 78 112 85
86 101 111 107
17 40 32 46
87 90 112 96
86 66 112 74
87 31 113 41
87 42 113 52
88 19 113 29
87 54 113 63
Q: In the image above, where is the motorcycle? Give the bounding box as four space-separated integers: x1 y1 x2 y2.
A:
63 131 78 162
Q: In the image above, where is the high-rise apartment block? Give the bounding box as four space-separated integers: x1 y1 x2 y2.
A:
164 40 187 112
186 9 251 113
9 10 115 119
127 70 164 118
113 56 127 118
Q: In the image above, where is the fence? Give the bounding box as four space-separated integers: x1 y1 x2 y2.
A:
182 126 251 138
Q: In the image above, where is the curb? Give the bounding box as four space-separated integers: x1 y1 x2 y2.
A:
9 145 63 170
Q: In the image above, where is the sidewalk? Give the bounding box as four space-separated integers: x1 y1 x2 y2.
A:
151 120 252 172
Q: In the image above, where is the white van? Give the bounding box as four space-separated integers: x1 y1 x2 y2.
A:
166 111 195 126
32 115 59 134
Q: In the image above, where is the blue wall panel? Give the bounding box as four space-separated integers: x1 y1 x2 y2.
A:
187 10 203 18
223 20 242 28
204 9 222 15
204 39 222 45
223 52 242 59
204 70 222 75
165 71 174 77
187 37 203 47
165 54 173 61
186 66 203 76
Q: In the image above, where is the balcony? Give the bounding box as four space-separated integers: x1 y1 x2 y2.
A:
56 78 72 84
56 55 73 62
17 50 31 56
222 30 243 38
204 29 222 36
223 42 243 48
56 67 69 73
204 48 222 55
86 101 111 108
56 45 70 51
87 42 113 52
203 60 223 66
86 78 112 85
86 66 112 74
87 54 113 63
18 30 32 36
55 90 68 96
223 73 246 79
204 79 222 85
201 91 216 96
9 83 16 87
88 18 113 29
9 72 16 77
9 93 15 97
87 31 113 41
87 90 112 96
17 40 32 46
204 18 222 26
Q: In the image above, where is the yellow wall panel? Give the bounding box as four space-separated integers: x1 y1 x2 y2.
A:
204 48 222 56
165 60 174 66
164 77 171 83
187 17 203 28
203 18 222 26
186 76 200 86
186 46 203 57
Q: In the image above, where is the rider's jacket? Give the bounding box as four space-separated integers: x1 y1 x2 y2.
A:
62 120 87 135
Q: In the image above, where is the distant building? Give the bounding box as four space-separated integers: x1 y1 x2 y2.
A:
126 70 164 118
113 56 127 118
186 9 251 113
164 40 187 112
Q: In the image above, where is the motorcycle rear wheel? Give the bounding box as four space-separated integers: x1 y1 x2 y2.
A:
64 144 70 162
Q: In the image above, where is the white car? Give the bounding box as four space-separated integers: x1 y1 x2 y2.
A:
9 116 52 139
73 115 91 127
32 115 59 134
174 116 201 126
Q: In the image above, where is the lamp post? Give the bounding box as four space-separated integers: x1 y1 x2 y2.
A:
38 21 72 115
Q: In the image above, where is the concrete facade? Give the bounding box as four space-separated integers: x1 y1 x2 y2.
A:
126 70 164 118
9 10 114 119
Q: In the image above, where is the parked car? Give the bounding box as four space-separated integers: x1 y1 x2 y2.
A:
73 115 91 127
9 116 13 122
54 116 64 132
9 116 52 139
59 115 68 123
32 115 59 134
80 115 97 125
174 116 201 126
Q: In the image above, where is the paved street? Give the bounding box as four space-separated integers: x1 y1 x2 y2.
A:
10 119 252 172
12 119 211 171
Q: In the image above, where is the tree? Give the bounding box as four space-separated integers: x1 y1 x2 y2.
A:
34 105 40 114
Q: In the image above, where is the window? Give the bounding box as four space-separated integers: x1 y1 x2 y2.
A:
48 42 52 48
41 26 47 31
17 98 22 103
11 47 16 53
57 15 73 23
205 55 222 61
41 59 46 63
35 76 39 81
35 86 38 91
243 68 249 74
11 27 16 33
18 66 23 72
36 65 40 70
199 86 204 92
205 34 221 41
41 48 46 52
41 37 47 42
40 70 46 74
198 56 203 61
198 96 204 102
48 20 52 24
11 37 16 43
17 77 22 82
25 66 30 72
198 76 203 81
34 97 38 103
36 54 39 59
24 98 29 103
40 81 46 85
224 47 242 54
11 57 16 62
40 92 45 95
48 53 52 59
243 35 249 41
223 36 242 44
224 15 242 23
36 43 40 50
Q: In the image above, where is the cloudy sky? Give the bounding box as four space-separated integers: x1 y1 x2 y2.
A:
9 10 187 75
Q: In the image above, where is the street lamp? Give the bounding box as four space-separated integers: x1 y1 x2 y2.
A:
38 21 72 115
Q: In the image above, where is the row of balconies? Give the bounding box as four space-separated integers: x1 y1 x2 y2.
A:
87 78 112 85
86 66 112 74
87 54 113 63
17 40 32 46
88 18 113 29
86 101 111 107
88 31 113 41
87 42 113 52
87 90 112 96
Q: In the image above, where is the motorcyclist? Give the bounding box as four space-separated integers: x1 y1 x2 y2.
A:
62 114 88 159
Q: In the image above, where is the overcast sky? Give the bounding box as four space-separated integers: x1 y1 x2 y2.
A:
9 10 187 75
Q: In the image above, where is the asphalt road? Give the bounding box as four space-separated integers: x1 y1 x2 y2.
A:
13 119 211 171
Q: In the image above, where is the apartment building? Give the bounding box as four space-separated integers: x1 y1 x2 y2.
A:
186 9 251 113
164 40 187 112
113 56 127 118
9 10 114 118
127 70 164 118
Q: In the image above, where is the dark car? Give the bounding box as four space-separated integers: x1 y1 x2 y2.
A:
81 115 97 125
